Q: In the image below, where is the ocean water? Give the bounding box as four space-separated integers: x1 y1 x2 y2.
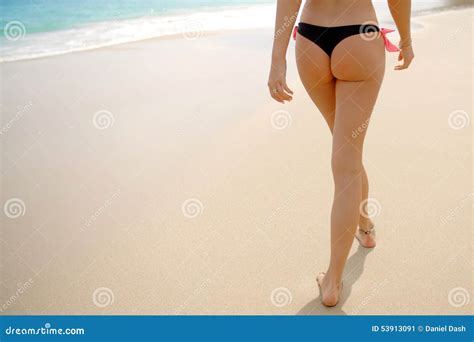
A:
0 0 468 62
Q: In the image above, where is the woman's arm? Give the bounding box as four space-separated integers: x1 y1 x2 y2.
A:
268 0 302 103
387 0 415 70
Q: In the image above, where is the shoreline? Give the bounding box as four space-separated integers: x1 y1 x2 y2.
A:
0 5 471 64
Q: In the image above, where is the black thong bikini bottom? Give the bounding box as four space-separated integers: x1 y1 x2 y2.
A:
297 22 380 57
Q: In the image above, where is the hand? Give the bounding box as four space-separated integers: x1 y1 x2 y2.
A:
395 45 414 71
268 59 294 103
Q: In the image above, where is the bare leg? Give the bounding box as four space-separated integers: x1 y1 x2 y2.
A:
296 35 377 255
297 31 385 305
356 170 376 247
318 33 385 305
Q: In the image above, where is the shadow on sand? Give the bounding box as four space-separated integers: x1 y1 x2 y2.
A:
297 245 374 315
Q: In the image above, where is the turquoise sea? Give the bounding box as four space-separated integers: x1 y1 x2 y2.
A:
0 0 274 34
0 0 469 61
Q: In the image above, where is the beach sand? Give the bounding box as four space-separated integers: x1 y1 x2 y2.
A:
1 8 472 315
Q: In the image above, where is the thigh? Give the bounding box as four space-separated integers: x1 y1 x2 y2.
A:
295 35 336 130
332 78 383 161
331 33 386 159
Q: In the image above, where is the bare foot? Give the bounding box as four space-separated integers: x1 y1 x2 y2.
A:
316 272 343 307
356 220 376 248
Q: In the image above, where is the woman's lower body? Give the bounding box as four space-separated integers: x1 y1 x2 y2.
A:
295 22 386 306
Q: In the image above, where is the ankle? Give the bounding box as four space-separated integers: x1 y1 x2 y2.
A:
324 270 343 286
358 218 374 231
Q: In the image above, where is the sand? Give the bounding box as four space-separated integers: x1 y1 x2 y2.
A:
0 8 472 315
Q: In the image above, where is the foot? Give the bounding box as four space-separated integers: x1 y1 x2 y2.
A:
316 272 343 307
355 222 376 248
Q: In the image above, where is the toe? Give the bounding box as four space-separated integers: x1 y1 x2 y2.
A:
316 272 325 283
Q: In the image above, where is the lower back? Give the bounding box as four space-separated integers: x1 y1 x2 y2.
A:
300 0 378 27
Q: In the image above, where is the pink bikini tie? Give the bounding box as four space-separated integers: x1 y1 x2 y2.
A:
380 28 400 52
293 26 298 40
293 26 400 53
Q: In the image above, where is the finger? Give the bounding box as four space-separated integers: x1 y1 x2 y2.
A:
271 95 284 103
394 64 406 70
269 87 284 103
271 92 284 103
277 84 292 102
268 84 281 101
283 82 294 95
398 52 403 61
281 84 293 101
394 56 407 70
395 60 409 70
